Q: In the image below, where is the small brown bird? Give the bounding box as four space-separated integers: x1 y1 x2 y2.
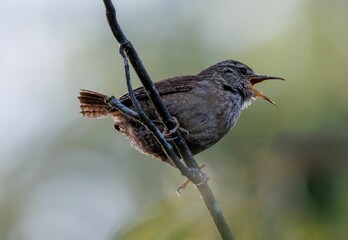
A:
78 60 283 166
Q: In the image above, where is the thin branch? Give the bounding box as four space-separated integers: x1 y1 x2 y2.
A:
118 46 189 173
103 0 199 171
105 97 139 120
106 49 189 173
102 0 234 239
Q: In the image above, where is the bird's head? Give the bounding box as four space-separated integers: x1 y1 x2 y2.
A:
200 60 284 107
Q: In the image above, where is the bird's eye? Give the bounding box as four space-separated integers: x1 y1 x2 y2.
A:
239 67 247 75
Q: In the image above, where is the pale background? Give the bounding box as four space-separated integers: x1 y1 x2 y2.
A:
1 0 347 239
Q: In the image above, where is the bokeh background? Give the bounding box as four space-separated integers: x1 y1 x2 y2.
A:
1 0 347 239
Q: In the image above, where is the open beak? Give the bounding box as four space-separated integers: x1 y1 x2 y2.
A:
249 74 285 106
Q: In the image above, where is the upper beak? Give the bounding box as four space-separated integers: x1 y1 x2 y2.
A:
248 75 285 106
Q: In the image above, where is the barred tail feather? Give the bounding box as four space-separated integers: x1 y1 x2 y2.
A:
78 89 110 118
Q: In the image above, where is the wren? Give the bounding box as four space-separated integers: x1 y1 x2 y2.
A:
78 60 283 166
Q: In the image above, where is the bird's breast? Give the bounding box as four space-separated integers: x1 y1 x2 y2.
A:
162 85 243 151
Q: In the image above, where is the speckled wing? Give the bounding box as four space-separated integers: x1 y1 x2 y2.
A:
119 75 200 106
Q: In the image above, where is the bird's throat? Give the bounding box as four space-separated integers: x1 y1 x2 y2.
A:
241 98 253 110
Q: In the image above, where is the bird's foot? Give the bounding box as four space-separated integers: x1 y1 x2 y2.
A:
162 117 189 141
176 163 208 196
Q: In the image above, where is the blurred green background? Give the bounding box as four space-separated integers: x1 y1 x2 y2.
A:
1 0 347 239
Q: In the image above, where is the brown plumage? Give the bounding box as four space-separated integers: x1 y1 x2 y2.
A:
78 60 283 166
79 90 111 118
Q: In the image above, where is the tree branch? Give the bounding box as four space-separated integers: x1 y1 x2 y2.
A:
118 46 189 173
102 1 234 239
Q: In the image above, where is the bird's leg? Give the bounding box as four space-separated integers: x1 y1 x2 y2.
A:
176 163 208 195
162 117 189 141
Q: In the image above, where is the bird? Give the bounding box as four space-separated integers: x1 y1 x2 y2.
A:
78 59 283 166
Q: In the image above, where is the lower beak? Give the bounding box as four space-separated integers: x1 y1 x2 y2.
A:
249 75 284 106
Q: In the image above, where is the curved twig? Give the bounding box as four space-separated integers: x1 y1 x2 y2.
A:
102 1 234 239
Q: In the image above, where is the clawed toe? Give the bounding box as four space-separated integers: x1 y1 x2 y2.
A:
162 117 189 141
176 178 190 196
176 163 208 196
